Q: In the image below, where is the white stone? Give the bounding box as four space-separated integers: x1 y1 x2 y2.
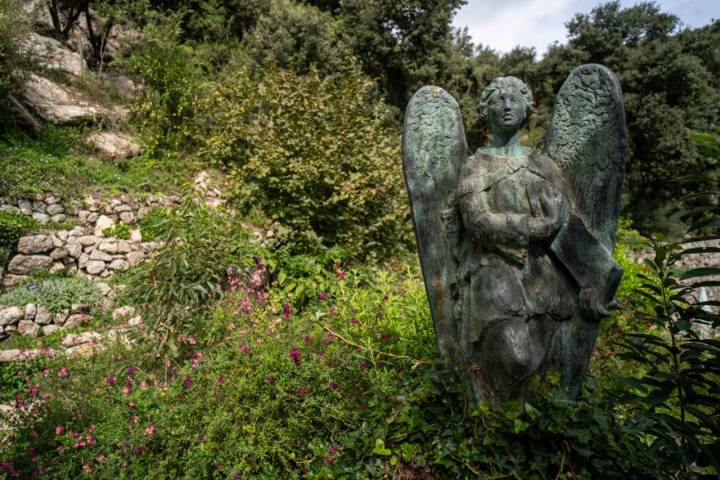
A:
119 211 135 224
57 230 68 241
50 247 68 260
68 226 85 237
87 212 99 223
94 215 115 237
89 249 113 262
51 233 63 248
117 240 132 254
0 349 22 362
0 307 24 326
19 74 114 125
50 214 67 223
7 255 53 275
46 203 64 215
78 210 90 222
25 303 37 320
86 260 106 275
78 235 99 246
18 320 40 337
64 314 91 329
129 229 142 243
86 132 142 159
66 242 82 258
62 331 101 347
96 282 112 296
2 274 28 289
17 235 53 254
49 261 65 273
35 305 51 325
18 200 32 215
108 259 129 271
32 212 49 224
127 250 145 267
42 324 60 336
78 253 89 269
97 241 118 254
32 201 45 213
71 304 89 314
53 310 69 325
21 33 87 76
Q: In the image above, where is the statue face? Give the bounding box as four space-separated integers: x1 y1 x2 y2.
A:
488 85 527 133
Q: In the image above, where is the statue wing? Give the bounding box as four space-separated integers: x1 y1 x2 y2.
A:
403 86 469 360
544 64 628 251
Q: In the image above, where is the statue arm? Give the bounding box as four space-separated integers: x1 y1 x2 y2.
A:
459 190 529 248
527 184 569 242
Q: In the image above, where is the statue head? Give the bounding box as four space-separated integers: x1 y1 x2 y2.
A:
478 77 534 134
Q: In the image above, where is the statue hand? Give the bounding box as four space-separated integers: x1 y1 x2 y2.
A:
579 287 613 321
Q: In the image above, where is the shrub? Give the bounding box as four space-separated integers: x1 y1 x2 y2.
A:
136 206 170 242
0 210 39 262
0 0 31 98
102 222 131 240
199 64 412 258
0 276 102 313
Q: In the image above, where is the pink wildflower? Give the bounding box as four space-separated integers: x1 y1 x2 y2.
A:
289 348 301 366
146 425 156 435
106 375 117 386
55 426 64 435
217 376 225 385
336 270 346 280
240 344 252 354
283 303 291 320
83 464 92 473
297 387 308 396
123 380 132 397
58 367 69 378
265 375 275 382
127 366 138 376
318 293 328 301
329 382 338 391
304 335 313 344
183 375 193 389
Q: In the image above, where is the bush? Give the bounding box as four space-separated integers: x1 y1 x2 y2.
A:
0 0 31 98
0 210 39 261
200 64 411 258
102 222 131 240
0 276 102 314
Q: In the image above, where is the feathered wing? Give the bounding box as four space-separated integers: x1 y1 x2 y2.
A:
403 86 469 360
544 64 628 251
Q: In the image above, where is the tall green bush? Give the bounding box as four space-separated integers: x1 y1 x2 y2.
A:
200 64 411 258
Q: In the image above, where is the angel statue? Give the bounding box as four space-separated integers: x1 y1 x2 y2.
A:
402 64 627 403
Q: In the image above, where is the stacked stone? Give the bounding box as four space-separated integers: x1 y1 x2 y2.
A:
0 192 180 227
1 227 155 289
0 303 91 337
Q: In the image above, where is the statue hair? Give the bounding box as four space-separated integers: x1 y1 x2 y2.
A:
478 77 534 122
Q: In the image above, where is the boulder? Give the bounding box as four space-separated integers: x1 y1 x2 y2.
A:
127 251 145 267
66 242 82 258
34 305 52 325
22 33 87 76
7 255 53 275
2 274 28 289
86 260 106 275
119 211 135 224
64 314 92 329
25 304 37 321
0 349 22 362
62 331 101 347
42 324 61 336
0 307 24 326
31 212 50 224
108 259 129 271
86 131 142 159
94 215 115 237
96 282 112 296
16 235 53 254
18 320 40 337
78 235 99 247
112 305 135 321
89 249 113 262
97 241 118 254
18 74 114 126
50 247 68 260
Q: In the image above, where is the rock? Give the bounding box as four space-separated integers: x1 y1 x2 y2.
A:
2 274 28 289
45 194 59 205
112 306 135 321
7 255 53 275
127 315 143 326
129 229 142 243
17 320 40 337
49 248 68 260
78 210 90 222
86 132 142 159
78 253 89 269
119 211 135 224
49 261 65 273
87 212 99 223
86 260 106 275
117 240 132 254
96 282 112 296
46 203 64 215
51 233 64 248
53 310 69 325
16 235 53 254
141 242 157 253
66 342 99 359
94 215 115 237
68 226 85 237
89 249 113 262
42 324 60 336
0 349 22 362
21 33 87 76
31 212 50 224
127 251 145 268
50 214 67 223
0 307 24 326
19 74 114 125
108 259 129 271
64 314 91 329
66 242 82 258
18 200 32 215
97 241 118 254
34 305 51 325
25 304 37 321
104 71 141 101
78 235 99 247
32 201 45 213
62 331 101 347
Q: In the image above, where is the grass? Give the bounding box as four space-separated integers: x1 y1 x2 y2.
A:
0 124 200 200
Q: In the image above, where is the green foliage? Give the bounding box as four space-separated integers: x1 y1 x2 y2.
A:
123 11 207 155
121 193 258 353
0 0 31 100
200 64 411 258
0 125 197 199
137 206 170 242
0 210 39 261
0 276 102 313
102 222 131 240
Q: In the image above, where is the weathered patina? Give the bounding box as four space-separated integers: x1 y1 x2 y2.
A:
403 65 627 402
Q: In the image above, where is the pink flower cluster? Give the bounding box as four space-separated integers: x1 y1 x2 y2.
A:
289 349 301 366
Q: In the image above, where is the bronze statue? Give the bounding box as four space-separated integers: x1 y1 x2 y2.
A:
402 65 627 403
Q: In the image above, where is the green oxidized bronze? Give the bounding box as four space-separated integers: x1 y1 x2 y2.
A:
403 65 628 402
